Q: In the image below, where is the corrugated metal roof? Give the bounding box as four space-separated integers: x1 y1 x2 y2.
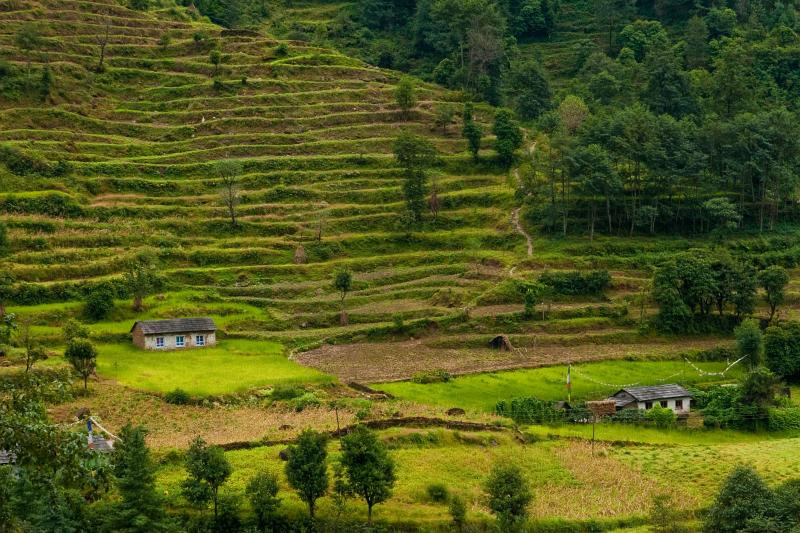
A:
614 384 693 402
130 317 216 335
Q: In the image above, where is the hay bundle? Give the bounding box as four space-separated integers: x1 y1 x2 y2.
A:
586 400 617 418
489 334 513 351
293 245 307 264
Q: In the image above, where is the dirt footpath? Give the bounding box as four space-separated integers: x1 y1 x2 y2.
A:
294 338 727 383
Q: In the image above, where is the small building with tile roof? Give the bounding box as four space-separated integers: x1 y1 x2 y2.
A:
608 384 692 413
130 317 217 350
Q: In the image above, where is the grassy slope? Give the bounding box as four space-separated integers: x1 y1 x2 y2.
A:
0 0 515 355
152 427 800 526
375 360 745 411
0 0 753 390
153 430 689 525
93 339 331 395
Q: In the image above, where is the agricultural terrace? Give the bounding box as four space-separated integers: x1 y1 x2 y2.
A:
5 0 800 386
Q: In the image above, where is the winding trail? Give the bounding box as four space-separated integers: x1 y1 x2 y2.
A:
511 207 533 258
509 138 537 262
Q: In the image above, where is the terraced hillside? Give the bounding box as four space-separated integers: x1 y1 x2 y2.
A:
0 0 736 384
0 3 500 325
265 0 605 88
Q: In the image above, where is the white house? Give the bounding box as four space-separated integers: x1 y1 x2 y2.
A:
130 317 217 350
608 384 692 414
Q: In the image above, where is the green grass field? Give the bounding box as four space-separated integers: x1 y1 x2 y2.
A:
615 436 800 501
524 421 800 445
153 428 679 526
374 360 744 412
91 339 332 396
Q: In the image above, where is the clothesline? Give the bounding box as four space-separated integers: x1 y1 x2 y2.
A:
568 356 745 390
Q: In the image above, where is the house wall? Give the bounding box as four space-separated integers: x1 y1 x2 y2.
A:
141 331 216 350
132 325 146 349
636 397 691 413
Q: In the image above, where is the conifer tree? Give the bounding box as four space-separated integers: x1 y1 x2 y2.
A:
106 424 170 533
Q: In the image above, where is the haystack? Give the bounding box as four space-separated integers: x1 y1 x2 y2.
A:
489 335 513 351
293 245 307 264
586 400 617 418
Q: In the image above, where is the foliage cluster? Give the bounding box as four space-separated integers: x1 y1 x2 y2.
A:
539 270 611 296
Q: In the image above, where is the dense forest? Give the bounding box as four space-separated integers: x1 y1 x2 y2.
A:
239 0 800 237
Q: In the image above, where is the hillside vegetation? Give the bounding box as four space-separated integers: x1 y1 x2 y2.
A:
0 0 741 375
5 2 800 533
0 0 515 348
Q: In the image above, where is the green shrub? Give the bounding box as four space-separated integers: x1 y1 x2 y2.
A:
609 409 647 424
392 314 406 333
84 282 116 321
693 346 737 361
765 321 800 381
270 385 303 401
645 404 677 428
0 144 53 176
292 392 320 412
165 388 191 405
539 270 611 296
768 407 800 431
495 397 563 424
411 369 452 384
426 483 449 503
0 192 83 218
449 494 467 530
0 220 7 253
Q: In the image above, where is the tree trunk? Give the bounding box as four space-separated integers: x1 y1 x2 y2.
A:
367 503 373 526
133 294 143 312
309 500 316 520
98 21 110 71
83 374 88 390
0 301 5 317
229 199 237 227
98 43 106 71
629 195 636 237
606 195 612 234
589 203 596 241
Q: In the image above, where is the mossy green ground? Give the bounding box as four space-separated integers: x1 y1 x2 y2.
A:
375 360 744 412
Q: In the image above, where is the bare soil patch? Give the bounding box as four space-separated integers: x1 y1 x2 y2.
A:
295 337 727 383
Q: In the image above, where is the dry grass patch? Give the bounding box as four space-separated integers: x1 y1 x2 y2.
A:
296 337 729 383
537 441 697 519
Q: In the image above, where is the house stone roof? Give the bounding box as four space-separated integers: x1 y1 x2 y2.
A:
130 317 216 335
612 384 693 403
